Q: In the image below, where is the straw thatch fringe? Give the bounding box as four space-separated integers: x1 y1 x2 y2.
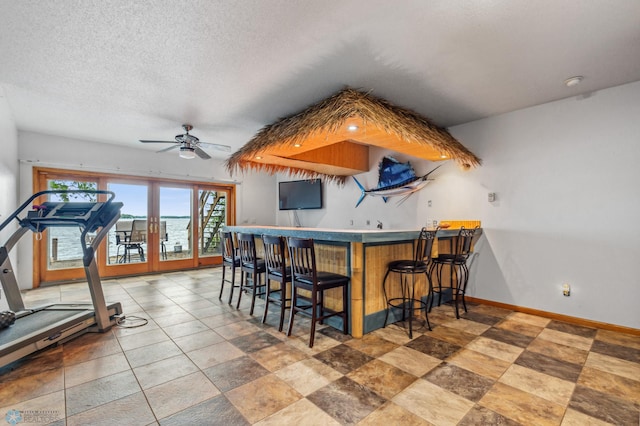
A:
226 88 481 179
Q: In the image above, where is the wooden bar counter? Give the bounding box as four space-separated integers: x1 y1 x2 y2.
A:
225 225 482 338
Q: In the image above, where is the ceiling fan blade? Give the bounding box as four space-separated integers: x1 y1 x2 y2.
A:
156 145 179 153
199 142 232 152
194 146 211 159
140 140 177 144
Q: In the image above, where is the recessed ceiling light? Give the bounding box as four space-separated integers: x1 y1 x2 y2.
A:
347 124 359 132
255 156 262 160
440 154 447 159
564 76 583 87
294 143 301 147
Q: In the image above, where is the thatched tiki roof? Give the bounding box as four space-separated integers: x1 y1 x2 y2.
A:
226 88 481 183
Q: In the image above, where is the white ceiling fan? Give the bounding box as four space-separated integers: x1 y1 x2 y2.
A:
139 124 231 159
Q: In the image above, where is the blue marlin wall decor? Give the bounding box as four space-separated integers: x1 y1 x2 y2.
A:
353 156 442 207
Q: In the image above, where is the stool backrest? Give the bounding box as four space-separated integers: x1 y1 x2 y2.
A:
454 226 479 258
221 231 236 262
287 237 316 282
415 227 437 264
262 234 287 275
237 233 259 266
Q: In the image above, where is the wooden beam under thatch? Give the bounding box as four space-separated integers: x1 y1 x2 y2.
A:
226 88 481 182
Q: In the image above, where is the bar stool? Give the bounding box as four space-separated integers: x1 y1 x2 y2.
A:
220 231 240 305
261 234 292 331
236 233 267 315
382 227 436 338
429 226 479 318
286 237 349 348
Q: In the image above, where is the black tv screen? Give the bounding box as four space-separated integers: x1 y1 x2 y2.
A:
278 179 323 210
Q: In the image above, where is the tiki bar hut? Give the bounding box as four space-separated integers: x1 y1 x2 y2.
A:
226 88 481 183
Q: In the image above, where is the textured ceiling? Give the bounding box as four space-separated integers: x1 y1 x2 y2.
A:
1 1 639 160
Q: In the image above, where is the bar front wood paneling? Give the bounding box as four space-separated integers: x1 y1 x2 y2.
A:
225 225 482 338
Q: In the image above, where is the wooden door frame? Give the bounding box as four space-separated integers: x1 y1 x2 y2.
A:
33 167 236 287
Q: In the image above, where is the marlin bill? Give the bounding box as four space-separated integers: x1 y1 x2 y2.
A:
353 156 442 207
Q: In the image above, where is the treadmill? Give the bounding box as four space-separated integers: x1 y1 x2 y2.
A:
0 190 124 368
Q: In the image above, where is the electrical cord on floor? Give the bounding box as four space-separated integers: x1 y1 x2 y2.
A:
114 314 148 328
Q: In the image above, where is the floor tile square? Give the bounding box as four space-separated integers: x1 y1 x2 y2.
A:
313 344 374 374
568 384 640 425
66 370 141 417
495 317 544 337
447 348 511 380
250 342 308 372
537 328 593 351
515 349 583 382
159 395 249 426
203 355 270 392
424 363 494 402
116 328 170 351
578 366 640 407
499 364 575 405
392 378 474 425
526 336 589 365
458 405 520 426
481 326 535 348
254 398 341 426
133 354 199 389
357 401 431 425
377 345 442 377
595 329 640 350
405 335 461 359
344 332 399 357
144 371 220 420
66 391 155 426
479 382 565 425
459 310 503 326
64 352 130 388
186 340 245 369
307 376 387 424
162 319 210 339
465 336 523 363
229 331 283 353
275 358 343 396
440 317 491 335
427 324 478 346
125 340 183 368
347 359 418 399
225 374 302 424
546 320 598 338
590 338 640 363
584 351 640 382
172 329 225 353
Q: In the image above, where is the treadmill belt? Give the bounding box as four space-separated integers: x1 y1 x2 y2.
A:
0 309 93 347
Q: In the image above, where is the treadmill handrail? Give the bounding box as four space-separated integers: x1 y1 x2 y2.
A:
0 190 116 232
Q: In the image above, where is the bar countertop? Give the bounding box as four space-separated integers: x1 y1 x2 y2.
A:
224 225 480 243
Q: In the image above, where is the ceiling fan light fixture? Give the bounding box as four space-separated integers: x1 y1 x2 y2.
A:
179 146 196 159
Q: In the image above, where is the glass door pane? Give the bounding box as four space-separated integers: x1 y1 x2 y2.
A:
198 189 226 257
107 183 148 265
45 179 98 271
159 186 193 262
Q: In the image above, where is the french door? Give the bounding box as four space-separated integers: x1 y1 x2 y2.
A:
34 168 235 285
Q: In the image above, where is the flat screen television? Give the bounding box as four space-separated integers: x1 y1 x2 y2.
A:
278 179 323 210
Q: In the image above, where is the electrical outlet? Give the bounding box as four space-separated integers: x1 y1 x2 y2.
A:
366 220 370 225
562 283 571 297
428 200 432 207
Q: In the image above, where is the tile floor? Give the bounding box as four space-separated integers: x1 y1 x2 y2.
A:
1 268 639 425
